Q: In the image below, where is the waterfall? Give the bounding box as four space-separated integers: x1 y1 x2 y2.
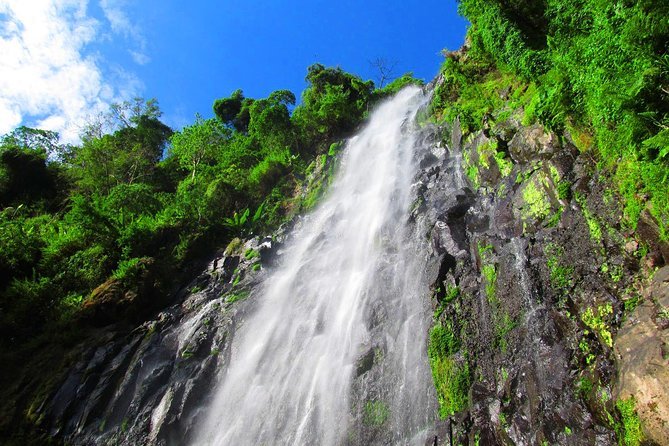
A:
193 86 436 445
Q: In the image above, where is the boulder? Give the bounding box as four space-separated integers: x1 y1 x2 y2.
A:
508 124 560 164
614 266 669 444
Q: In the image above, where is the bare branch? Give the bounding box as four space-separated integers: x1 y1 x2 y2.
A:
369 57 399 89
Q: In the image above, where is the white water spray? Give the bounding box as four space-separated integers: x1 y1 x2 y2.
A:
194 86 436 445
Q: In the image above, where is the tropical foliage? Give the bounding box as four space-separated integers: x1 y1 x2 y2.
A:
433 0 669 238
0 65 414 347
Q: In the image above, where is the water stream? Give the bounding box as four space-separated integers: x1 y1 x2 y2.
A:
193 86 437 445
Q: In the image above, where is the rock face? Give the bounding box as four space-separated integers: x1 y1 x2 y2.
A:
411 114 664 445
22 97 668 445
33 236 277 445
615 266 669 444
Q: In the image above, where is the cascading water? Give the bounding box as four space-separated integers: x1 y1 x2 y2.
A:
193 86 437 445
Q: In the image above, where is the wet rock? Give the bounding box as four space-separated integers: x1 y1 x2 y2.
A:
32 235 269 445
418 110 646 445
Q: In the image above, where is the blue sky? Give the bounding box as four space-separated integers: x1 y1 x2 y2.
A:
0 0 468 143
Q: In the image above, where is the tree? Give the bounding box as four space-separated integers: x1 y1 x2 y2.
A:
109 97 162 129
213 90 256 133
369 57 399 88
80 98 163 142
0 127 70 208
248 89 296 151
169 116 231 181
73 114 172 194
292 64 374 149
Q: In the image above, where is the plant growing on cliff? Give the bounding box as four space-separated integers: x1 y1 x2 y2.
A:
427 320 470 418
544 242 574 295
616 397 644 446
478 241 497 304
521 174 552 223
363 400 390 426
581 303 614 349
454 0 669 239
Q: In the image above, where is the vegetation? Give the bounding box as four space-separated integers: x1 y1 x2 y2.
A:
0 64 402 352
581 303 614 348
616 397 644 446
435 0 669 239
427 320 470 418
362 400 390 426
544 242 574 294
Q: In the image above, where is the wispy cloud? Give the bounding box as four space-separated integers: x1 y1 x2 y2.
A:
99 0 149 65
0 0 145 143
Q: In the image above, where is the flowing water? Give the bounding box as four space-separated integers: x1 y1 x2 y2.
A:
193 86 437 445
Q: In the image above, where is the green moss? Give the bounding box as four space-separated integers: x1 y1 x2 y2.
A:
427 310 470 418
544 243 574 293
328 141 342 157
302 176 327 210
363 401 389 426
477 140 497 169
494 151 513 177
226 290 250 304
462 148 481 189
575 193 603 243
581 303 613 348
244 248 259 260
444 284 459 303
465 164 480 188
557 180 572 200
658 306 669 322
429 321 460 357
496 312 516 353
481 264 497 304
548 164 561 184
576 375 595 397
224 237 243 256
622 291 641 315
477 241 498 306
499 411 508 428
428 353 470 418
616 397 644 446
521 176 552 221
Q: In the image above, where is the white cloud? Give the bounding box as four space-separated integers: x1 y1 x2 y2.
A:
0 0 144 143
99 0 149 65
